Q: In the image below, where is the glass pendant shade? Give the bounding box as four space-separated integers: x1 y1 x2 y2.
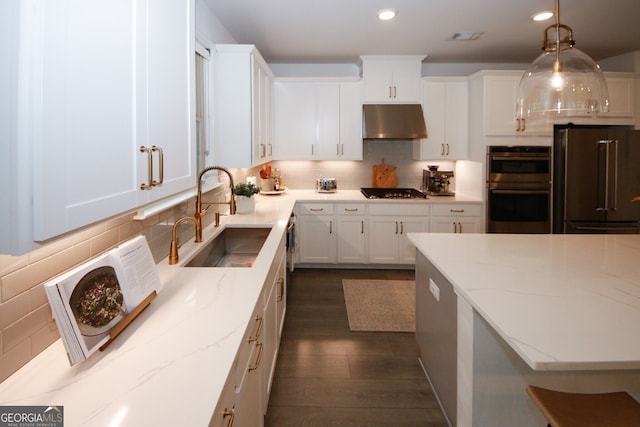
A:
517 2 609 118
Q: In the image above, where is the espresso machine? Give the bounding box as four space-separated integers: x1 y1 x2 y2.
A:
423 165 455 196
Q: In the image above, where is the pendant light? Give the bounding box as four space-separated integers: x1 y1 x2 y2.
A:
516 0 609 118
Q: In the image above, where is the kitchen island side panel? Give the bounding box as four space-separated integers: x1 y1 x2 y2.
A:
416 253 457 426
467 303 640 427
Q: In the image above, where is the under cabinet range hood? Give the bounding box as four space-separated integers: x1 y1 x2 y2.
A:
362 104 428 140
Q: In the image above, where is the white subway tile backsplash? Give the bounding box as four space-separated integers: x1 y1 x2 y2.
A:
0 340 31 382
4 304 51 351
0 292 29 330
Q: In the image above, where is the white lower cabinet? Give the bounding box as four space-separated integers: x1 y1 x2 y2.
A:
368 204 429 264
336 203 367 263
210 373 236 427
430 204 482 233
296 203 336 263
234 312 264 427
210 242 286 427
262 246 286 412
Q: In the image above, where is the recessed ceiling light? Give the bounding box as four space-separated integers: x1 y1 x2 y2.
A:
450 32 483 41
532 10 554 21
377 8 397 21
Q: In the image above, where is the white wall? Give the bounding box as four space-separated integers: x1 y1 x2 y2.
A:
195 0 237 47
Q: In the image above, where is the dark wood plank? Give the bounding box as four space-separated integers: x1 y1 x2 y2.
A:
266 268 447 427
265 405 447 427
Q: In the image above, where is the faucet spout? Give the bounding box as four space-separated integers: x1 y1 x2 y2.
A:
169 216 199 265
194 166 236 241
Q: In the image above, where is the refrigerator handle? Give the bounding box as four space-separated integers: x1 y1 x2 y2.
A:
596 140 609 212
611 140 619 211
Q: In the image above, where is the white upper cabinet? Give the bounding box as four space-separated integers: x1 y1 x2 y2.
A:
598 75 636 119
414 78 469 160
30 0 195 241
213 44 274 168
361 56 424 103
469 70 638 140
476 71 551 137
274 79 362 160
333 81 363 160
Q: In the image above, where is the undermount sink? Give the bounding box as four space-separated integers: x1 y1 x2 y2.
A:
185 226 272 268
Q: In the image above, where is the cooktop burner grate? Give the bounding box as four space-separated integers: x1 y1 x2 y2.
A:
360 188 427 199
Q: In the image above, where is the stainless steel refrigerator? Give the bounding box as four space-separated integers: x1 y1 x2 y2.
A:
552 125 640 233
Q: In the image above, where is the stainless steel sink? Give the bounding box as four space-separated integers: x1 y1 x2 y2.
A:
184 226 272 268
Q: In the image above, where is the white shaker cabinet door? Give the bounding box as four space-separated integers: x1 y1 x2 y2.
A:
137 0 195 204
32 0 140 240
274 81 317 159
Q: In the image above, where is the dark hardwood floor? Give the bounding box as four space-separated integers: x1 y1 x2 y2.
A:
264 268 449 427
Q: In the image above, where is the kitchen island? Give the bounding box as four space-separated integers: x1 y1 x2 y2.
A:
408 233 640 427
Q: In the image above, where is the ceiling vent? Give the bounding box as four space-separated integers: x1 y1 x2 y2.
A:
450 32 483 41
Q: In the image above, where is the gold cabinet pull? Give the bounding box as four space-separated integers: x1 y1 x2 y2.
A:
249 342 263 371
223 408 235 427
452 222 456 233
441 144 445 156
248 315 263 343
521 118 526 131
151 145 164 185
139 146 154 190
446 144 450 156
277 277 284 302
457 222 462 233
395 221 398 234
400 221 404 234
344 208 359 212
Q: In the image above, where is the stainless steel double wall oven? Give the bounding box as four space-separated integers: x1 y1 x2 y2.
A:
486 146 552 233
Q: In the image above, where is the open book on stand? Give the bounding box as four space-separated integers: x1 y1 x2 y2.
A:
44 236 161 365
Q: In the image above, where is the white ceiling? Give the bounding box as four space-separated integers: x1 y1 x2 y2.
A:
204 0 640 65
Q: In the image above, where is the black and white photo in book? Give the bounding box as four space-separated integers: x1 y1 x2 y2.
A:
44 236 161 365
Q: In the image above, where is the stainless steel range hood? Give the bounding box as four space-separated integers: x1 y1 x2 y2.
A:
362 104 427 140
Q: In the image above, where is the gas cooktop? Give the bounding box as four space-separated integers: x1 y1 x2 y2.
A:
360 188 427 199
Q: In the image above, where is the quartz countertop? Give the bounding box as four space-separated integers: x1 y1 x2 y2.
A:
407 233 640 371
0 189 481 426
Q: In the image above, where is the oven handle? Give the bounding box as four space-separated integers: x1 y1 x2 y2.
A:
489 155 550 162
490 189 549 195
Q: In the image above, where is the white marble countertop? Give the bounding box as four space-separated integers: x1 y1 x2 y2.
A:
0 189 481 426
407 233 640 371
